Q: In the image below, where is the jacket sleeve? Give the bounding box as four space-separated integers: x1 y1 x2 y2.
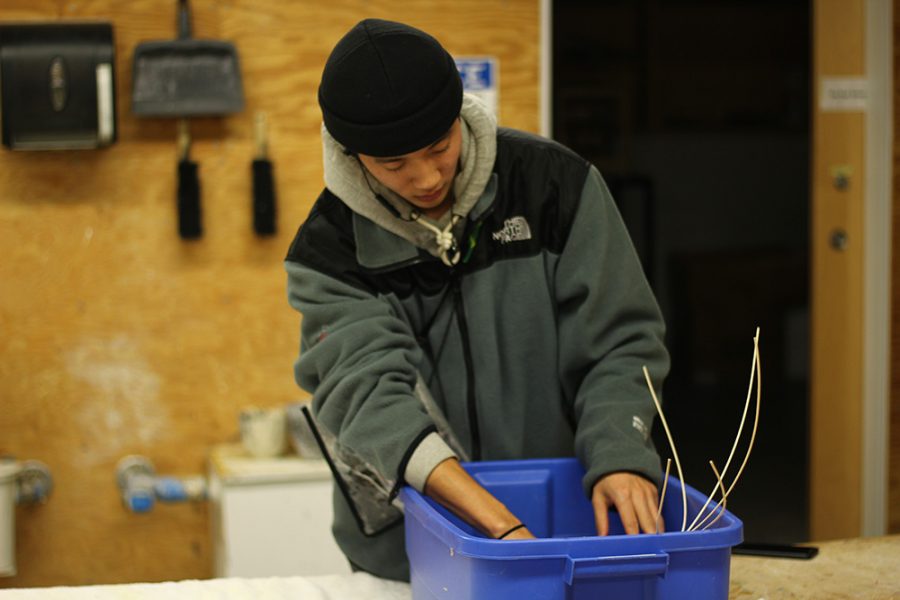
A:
555 165 670 496
285 258 455 496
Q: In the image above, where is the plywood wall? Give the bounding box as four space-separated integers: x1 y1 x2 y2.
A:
809 0 866 541
0 0 539 587
891 0 900 536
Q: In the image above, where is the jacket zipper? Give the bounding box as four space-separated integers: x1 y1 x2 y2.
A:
452 274 481 460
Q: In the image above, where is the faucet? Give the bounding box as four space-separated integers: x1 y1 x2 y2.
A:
116 455 206 513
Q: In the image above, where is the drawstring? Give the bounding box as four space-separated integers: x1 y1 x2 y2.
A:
355 157 462 267
410 212 462 267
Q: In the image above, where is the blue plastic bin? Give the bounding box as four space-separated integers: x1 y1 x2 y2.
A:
400 458 743 600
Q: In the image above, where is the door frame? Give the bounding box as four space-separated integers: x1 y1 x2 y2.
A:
540 0 552 138
862 0 892 537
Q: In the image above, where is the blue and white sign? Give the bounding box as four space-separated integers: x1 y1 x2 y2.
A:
455 57 499 118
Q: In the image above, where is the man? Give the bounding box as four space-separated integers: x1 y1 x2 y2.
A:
285 18 669 581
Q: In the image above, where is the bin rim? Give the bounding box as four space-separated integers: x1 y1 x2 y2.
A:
400 457 743 560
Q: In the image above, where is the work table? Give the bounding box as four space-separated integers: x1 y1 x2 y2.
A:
729 535 899 598
0 536 896 598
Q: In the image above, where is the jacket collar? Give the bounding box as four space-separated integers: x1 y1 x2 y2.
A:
354 173 498 270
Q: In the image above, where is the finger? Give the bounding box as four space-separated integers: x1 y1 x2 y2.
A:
615 496 640 535
648 486 665 533
653 482 668 533
593 493 610 536
655 504 666 533
636 487 660 534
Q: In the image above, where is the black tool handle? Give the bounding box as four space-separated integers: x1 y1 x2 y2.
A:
733 542 819 560
177 0 192 40
252 159 277 236
178 159 202 239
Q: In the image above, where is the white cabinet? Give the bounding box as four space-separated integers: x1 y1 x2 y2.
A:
208 444 351 577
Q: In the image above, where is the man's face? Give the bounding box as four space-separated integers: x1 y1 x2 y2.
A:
358 119 462 220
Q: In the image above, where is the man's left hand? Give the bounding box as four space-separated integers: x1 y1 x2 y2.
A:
591 472 661 536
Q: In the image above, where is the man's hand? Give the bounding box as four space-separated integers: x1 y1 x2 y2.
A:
591 472 661 536
424 458 536 540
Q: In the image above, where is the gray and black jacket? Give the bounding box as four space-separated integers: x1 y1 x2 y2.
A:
285 99 669 581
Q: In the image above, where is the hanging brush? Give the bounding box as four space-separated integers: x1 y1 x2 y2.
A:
177 118 202 239
252 111 277 236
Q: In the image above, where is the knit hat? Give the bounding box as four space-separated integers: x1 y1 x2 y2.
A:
318 19 463 157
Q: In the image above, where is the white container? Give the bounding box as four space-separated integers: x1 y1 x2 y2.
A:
208 444 350 577
0 461 20 577
239 407 287 458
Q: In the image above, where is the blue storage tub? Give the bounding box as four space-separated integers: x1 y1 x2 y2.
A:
400 458 743 600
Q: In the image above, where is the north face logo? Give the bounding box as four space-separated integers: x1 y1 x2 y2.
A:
492 216 532 244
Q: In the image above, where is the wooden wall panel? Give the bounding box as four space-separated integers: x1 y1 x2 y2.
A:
0 0 539 587
810 0 866 540
892 0 900 536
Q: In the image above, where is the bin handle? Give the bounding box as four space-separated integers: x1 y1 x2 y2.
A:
564 553 669 585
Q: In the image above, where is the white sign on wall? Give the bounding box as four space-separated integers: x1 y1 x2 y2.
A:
456 57 499 118
820 77 869 112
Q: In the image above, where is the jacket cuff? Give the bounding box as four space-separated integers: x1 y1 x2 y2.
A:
402 432 458 492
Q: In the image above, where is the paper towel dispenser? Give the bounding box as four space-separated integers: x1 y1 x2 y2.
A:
0 22 116 150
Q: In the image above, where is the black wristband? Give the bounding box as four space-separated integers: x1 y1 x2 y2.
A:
497 523 526 540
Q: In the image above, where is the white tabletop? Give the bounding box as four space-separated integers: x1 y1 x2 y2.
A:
0 573 412 600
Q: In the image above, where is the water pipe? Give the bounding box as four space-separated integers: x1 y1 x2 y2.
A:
115 455 207 513
16 461 53 505
1 458 53 578
0 459 18 577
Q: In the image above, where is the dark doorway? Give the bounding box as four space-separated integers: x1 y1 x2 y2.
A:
553 0 810 543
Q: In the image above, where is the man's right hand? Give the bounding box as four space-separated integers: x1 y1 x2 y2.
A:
423 458 536 540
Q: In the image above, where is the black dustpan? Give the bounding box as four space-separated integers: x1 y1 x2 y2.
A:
131 0 243 117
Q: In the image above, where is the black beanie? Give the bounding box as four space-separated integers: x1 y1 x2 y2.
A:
318 19 463 157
